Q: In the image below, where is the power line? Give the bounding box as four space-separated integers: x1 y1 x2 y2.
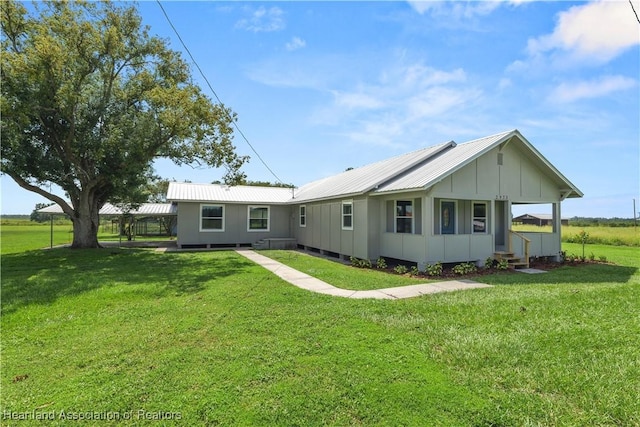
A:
155 0 286 185
630 0 640 24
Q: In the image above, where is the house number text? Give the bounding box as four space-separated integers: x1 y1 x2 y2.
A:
495 195 509 200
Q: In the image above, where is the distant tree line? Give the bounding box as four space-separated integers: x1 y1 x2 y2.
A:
568 217 638 227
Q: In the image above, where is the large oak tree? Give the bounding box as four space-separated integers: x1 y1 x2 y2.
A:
1 1 247 247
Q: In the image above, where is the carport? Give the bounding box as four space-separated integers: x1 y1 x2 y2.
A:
38 202 177 247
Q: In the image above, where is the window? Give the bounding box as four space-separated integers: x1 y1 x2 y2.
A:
396 200 413 233
299 205 306 227
342 201 353 230
248 206 270 231
200 204 224 231
473 202 487 233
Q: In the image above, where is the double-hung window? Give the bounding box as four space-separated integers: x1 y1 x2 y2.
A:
200 204 224 231
396 200 413 233
248 206 270 231
472 202 487 233
342 201 353 230
299 205 306 227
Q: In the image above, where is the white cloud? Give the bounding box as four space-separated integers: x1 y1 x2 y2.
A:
406 0 528 18
331 90 384 110
235 6 285 32
527 0 640 64
285 37 306 52
315 63 479 146
549 75 637 103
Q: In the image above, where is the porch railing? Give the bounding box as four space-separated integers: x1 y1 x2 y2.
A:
508 229 531 268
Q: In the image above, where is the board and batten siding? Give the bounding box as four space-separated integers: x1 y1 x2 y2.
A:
176 202 291 247
430 144 561 202
293 197 370 260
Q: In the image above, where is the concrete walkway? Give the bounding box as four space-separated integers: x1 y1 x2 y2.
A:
236 250 492 300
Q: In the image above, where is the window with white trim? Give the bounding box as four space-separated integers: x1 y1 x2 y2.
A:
342 201 353 230
248 206 270 231
200 204 224 231
299 205 306 227
396 200 413 233
473 202 487 233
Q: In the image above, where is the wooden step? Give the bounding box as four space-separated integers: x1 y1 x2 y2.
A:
509 261 529 269
494 251 516 261
494 252 529 268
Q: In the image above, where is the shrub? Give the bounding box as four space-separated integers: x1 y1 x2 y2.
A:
496 259 510 270
484 257 495 269
376 257 387 269
393 265 408 275
425 262 443 277
410 266 421 276
599 255 608 263
452 262 477 275
350 257 371 269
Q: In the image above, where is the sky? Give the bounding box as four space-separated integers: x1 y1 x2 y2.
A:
2 0 639 218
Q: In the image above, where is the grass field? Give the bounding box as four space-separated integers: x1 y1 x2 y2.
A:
0 223 171 255
1 226 639 425
513 224 640 246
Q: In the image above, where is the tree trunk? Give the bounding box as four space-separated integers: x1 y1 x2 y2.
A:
70 198 102 248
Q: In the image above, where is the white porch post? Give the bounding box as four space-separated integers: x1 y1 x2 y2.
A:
553 201 562 261
490 199 496 250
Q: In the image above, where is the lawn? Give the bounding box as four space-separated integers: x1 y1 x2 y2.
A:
1 228 639 425
0 223 171 255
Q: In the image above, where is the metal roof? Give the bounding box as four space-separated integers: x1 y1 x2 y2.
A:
39 203 177 216
167 130 582 203
373 130 583 198
167 182 294 204
39 130 582 210
291 141 454 202
373 130 514 194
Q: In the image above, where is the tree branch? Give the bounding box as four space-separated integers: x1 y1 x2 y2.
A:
5 172 74 216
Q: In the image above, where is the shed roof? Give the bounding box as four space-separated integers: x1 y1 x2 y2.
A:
167 182 294 204
39 203 176 216
513 213 554 221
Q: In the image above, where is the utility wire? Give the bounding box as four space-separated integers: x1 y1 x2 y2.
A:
630 0 640 24
156 0 286 185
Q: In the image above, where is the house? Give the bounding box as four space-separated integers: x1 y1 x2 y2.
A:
167 130 583 268
513 213 569 226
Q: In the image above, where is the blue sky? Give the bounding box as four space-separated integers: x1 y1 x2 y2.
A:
2 0 639 218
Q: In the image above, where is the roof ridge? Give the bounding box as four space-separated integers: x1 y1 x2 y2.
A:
366 140 456 191
455 129 516 146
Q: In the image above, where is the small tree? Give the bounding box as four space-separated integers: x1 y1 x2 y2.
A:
578 230 589 259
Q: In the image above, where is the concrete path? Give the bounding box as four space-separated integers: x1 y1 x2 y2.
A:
236 250 492 300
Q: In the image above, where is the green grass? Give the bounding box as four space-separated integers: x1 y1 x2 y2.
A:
513 224 640 246
263 250 430 290
0 223 171 255
0 224 74 254
2 227 639 426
